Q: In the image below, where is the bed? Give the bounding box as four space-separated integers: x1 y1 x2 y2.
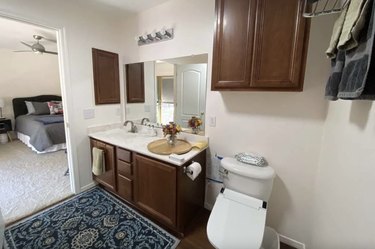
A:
12 95 66 153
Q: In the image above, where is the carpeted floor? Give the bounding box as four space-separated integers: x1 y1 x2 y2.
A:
5 187 179 249
0 140 72 225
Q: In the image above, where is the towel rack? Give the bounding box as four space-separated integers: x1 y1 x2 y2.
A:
303 0 350 18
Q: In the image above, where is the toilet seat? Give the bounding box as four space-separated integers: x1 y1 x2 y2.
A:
207 188 267 249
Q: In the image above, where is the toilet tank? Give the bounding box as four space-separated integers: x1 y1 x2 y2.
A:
221 157 276 201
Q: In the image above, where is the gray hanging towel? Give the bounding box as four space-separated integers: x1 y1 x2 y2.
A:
325 0 375 100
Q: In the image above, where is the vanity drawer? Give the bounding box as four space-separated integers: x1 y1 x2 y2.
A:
117 174 133 201
117 160 132 177
117 147 132 163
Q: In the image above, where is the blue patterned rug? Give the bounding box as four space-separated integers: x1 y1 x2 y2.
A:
5 187 179 249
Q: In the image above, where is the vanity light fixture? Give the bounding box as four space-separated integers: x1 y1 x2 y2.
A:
136 28 174 46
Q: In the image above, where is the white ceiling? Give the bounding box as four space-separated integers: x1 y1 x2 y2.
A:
0 17 57 52
0 1 170 52
91 0 170 13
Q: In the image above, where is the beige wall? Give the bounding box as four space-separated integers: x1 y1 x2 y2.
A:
0 49 61 123
310 101 375 248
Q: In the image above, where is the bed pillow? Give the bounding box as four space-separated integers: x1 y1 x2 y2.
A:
47 101 63 115
25 101 36 115
32 102 50 115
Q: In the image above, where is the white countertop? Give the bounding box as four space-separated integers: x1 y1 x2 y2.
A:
88 127 208 166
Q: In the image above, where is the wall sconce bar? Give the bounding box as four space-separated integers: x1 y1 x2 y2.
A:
136 28 174 46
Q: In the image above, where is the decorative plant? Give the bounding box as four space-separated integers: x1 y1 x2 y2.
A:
188 116 203 129
162 122 182 137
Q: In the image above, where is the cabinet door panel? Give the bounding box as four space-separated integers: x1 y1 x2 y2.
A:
212 0 256 89
251 0 308 89
126 63 145 103
117 160 132 178
117 147 132 163
117 174 133 201
134 154 176 227
91 140 116 192
92 48 120 104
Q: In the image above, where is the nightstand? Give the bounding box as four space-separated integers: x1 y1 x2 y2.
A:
0 118 12 134
0 119 12 143
0 119 12 134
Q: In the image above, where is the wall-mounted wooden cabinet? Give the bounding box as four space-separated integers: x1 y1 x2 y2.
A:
92 48 120 104
211 0 310 91
126 62 145 103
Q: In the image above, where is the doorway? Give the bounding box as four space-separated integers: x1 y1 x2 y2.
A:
0 15 75 226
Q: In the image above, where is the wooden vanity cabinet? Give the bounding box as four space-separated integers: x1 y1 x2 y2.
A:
211 0 310 91
90 139 116 192
90 137 206 236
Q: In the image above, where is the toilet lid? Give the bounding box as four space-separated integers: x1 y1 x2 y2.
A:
207 189 267 249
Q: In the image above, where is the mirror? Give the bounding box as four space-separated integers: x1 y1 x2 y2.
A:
125 54 208 134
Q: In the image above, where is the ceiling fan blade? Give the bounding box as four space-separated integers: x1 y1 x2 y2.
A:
35 35 56 43
13 50 32 53
43 50 58 55
20 41 33 48
43 37 57 43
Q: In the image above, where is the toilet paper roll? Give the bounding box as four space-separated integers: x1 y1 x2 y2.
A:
186 162 202 181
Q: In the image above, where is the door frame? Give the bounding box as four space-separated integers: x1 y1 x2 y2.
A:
0 11 80 194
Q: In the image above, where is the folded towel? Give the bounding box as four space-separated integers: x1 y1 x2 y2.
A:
169 153 186 163
338 0 372 51
191 141 208 150
326 4 349 58
92 147 105 176
326 0 375 100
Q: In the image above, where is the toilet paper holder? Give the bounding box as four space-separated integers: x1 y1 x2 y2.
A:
183 161 195 175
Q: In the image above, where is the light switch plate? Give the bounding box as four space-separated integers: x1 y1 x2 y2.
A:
83 109 95 120
144 105 151 112
209 116 216 127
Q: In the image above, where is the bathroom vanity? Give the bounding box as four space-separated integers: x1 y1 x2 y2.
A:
89 129 207 236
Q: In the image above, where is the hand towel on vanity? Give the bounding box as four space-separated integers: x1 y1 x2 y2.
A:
325 0 375 100
92 147 106 176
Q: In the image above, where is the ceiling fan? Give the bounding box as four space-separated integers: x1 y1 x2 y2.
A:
14 35 58 55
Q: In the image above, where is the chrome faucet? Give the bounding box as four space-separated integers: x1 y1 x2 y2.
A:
124 120 137 133
141 118 150 125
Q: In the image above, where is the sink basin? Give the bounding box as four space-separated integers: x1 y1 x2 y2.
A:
147 139 192 155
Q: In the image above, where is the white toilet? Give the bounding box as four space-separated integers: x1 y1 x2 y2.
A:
207 157 277 249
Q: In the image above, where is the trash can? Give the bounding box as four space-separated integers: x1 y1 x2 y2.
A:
261 226 280 249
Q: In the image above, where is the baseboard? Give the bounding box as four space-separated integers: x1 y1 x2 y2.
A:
279 234 305 249
80 182 97 192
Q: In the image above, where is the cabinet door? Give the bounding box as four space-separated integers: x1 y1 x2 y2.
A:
90 139 116 192
251 0 308 90
134 154 176 227
126 63 145 103
92 48 120 104
211 0 309 91
212 0 256 90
